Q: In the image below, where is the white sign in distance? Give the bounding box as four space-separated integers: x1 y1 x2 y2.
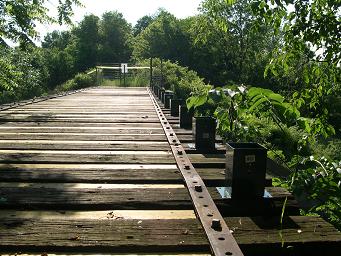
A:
121 63 128 73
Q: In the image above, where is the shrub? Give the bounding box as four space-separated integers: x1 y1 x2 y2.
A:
0 47 48 104
141 58 207 99
56 73 95 92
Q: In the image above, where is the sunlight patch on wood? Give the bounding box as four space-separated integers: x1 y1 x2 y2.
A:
0 163 177 169
0 150 171 155
0 210 196 220
0 182 184 189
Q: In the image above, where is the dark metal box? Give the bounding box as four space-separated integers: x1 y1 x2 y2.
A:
192 116 216 151
225 142 267 200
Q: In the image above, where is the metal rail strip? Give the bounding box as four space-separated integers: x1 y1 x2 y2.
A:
147 88 244 256
96 66 150 70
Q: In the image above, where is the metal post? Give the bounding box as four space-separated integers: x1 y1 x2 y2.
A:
123 65 126 87
95 67 98 85
160 59 164 88
150 58 153 87
119 66 122 86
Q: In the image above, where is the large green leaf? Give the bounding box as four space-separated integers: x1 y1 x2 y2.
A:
249 96 268 112
267 92 284 103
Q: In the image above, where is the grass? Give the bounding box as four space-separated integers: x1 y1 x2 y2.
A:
100 74 150 88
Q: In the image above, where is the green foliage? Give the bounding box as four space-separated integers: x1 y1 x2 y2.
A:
56 73 95 92
196 0 278 86
247 1 341 229
132 10 191 67
74 14 100 71
187 85 260 141
147 58 207 99
186 78 340 229
251 0 340 65
98 11 133 63
42 31 72 50
0 0 81 47
247 87 300 126
0 46 48 103
292 156 341 229
100 76 149 88
40 11 134 91
252 0 340 135
133 15 154 36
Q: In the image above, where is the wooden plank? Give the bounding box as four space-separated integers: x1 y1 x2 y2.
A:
0 185 192 210
0 164 180 183
0 140 171 151
0 183 298 214
0 210 196 220
0 117 161 123
0 127 164 133
0 114 159 118
0 134 167 141
0 150 175 164
0 122 163 128
0 216 339 254
0 164 273 186
1 110 157 114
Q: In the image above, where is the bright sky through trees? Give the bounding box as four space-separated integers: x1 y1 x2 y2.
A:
37 0 202 41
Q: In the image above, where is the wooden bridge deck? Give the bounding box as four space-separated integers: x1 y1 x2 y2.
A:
0 87 340 255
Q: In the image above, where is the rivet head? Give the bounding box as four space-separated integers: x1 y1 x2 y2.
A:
177 150 183 155
194 185 202 192
184 165 190 170
211 219 221 229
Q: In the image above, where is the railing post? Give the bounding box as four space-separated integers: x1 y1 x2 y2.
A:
123 64 126 87
161 59 164 88
150 58 153 87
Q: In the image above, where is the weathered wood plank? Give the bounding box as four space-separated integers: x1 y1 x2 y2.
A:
0 134 167 141
0 128 164 134
0 117 161 123
0 114 158 118
0 122 162 128
0 183 298 214
0 216 339 255
1 110 157 114
0 164 181 183
0 164 273 186
0 150 175 164
0 140 170 150
0 209 196 220
0 186 192 210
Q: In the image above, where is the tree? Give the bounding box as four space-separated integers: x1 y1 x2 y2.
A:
97 11 132 63
133 15 154 36
252 0 340 65
132 10 191 65
0 0 82 47
197 0 277 86
251 0 340 135
0 46 48 102
74 14 99 71
42 31 72 50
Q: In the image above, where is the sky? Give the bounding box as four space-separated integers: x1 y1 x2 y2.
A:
36 0 202 42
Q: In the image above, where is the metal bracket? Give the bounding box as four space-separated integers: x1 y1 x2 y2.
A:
148 88 244 256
